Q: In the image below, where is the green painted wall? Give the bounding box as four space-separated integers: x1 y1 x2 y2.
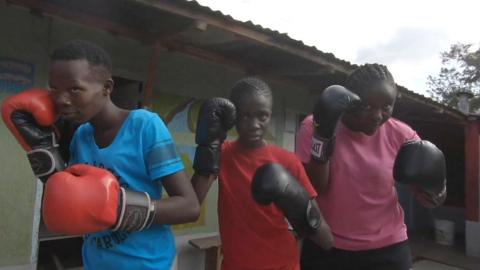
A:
0 92 39 267
0 3 313 267
0 3 51 267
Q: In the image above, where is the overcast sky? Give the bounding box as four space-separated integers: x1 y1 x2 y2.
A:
195 0 479 95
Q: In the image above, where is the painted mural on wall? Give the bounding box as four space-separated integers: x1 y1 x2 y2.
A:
152 95 206 230
152 92 276 231
0 58 34 93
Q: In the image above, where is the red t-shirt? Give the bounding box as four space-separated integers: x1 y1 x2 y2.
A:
218 140 317 270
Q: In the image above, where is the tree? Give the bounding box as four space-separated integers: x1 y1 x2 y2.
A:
427 43 480 112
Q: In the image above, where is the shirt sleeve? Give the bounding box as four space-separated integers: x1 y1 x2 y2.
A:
407 129 421 142
295 115 314 164
143 113 184 180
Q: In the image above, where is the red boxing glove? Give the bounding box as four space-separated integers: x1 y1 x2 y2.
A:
1 88 65 181
1 88 57 151
42 164 156 235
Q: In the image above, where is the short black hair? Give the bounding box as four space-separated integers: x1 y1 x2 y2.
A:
346 63 396 94
229 77 273 107
50 40 112 77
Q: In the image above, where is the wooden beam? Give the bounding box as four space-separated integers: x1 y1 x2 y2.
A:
162 40 306 89
8 0 152 42
276 70 336 77
398 90 467 122
9 0 307 89
9 0 326 95
163 40 257 73
131 0 351 73
398 116 466 126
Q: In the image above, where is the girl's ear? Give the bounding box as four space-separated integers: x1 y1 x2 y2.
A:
103 78 114 96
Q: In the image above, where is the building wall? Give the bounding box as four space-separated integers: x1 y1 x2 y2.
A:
465 122 480 257
0 3 313 268
0 3 52 268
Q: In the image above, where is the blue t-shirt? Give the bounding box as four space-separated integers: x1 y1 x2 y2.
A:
69 109 184 270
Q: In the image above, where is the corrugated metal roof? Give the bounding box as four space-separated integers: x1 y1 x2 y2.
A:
180 0 356 69
8 0 467 121
178 0 466 120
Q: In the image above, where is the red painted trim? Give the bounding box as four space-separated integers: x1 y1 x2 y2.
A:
465 121 479 221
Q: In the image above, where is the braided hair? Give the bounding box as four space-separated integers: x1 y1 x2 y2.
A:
345 63 396 95
230 77 273 107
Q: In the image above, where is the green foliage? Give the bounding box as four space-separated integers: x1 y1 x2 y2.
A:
427 43 480 112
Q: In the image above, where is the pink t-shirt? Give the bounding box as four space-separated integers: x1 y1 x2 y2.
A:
295 115 419 251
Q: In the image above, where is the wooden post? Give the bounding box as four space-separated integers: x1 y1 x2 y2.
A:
465 120 479 222
204 246 222 270
143 41 162 109
189 235 222 270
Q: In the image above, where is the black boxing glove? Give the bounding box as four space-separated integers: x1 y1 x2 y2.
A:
252 163 322 236
311 85 360 163
193 98 236 176
394 140 447 207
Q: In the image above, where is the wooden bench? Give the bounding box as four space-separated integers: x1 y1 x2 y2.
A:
188 235 222 270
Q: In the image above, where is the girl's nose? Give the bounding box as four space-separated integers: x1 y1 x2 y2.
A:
248 117 261 129
52 91 72 106
369 108 383 122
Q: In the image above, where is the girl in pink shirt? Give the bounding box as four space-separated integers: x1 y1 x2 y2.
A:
296 64 446 270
